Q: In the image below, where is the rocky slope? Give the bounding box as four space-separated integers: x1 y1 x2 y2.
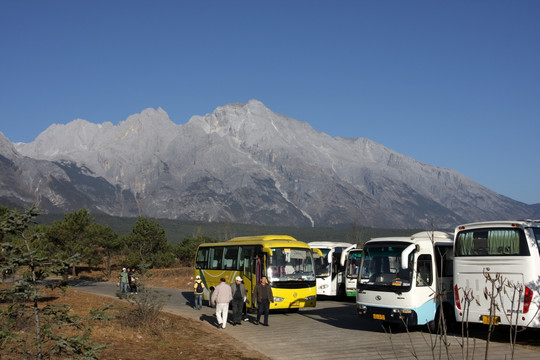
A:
4 100 534 229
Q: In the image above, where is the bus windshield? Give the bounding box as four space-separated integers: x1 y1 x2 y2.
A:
313 249 331 277
267 247 316 282
359 242 413 292
346 251 362 279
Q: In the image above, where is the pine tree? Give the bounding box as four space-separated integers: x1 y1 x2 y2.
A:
0 206 110 360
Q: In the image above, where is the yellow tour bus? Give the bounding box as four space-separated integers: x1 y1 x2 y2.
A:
194 235 317 311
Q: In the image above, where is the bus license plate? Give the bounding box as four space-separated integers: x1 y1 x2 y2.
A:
373 314 385 320
482 315 500 325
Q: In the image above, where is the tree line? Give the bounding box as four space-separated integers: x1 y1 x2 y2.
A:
1 206 217 281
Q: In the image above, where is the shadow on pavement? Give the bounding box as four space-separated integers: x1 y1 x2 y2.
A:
200 313 219 328
181 290 213 308
299 303 384 332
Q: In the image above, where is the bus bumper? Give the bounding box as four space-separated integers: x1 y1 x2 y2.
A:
271 296 317 309
356 304 418 326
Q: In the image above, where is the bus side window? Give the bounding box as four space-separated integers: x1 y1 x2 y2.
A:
210 247 224 269
239 246 255 279
223 246 239 269
416 254 432 287
196 247 209 269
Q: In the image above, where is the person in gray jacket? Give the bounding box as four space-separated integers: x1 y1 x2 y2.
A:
211 278 233 329
230 276 246 325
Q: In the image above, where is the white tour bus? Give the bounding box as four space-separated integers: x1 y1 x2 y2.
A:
453 220 540 328
344 247 363 297
356 231 454 329
308 241 354 297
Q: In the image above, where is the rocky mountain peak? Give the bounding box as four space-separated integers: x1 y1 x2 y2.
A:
120 107 173 131
3 100 536 228
0 131 20 161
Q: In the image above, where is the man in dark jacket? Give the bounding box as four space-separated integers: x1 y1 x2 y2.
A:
230 276 246 325
253 276 274 326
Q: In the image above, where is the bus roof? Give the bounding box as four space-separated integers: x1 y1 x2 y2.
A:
455 220 540 231
411 231 453 243
228 235 297 242
308 241 354 249
364 236 410 245
365 231 453 246
197 235 311 251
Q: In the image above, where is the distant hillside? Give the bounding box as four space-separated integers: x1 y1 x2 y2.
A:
35 213 423 246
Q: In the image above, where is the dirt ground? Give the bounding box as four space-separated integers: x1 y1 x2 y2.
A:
1 268 270 360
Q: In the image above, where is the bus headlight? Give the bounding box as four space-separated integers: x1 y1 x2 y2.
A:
392 308 412 314
273 297 285 302
357 305 367 315
305 296 316 301
319 284 329 289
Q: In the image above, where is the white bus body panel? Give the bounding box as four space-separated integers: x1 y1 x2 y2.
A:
454 220 540 328
356 231 453 326
309 241 354 297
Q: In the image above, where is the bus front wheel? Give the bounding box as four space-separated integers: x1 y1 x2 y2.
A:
427 304 455 333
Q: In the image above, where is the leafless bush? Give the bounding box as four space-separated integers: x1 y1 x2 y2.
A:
118 286 168 335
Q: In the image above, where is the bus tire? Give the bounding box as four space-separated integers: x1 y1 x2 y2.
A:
427 304 454 333
426 318 437 333
443 303 457 333
337 284 346 300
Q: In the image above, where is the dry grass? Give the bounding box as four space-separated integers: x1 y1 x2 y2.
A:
142 267 195 290
78 266 195 290
1 269 270 360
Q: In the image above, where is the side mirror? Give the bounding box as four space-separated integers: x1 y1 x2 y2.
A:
401 244 417 270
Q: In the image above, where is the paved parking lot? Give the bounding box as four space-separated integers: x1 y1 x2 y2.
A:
74 281 540 360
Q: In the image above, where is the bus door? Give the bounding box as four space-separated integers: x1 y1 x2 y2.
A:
256 250 267 283
332 250 344 296
414 251 437 325
239 246 255 308
240 245 263 309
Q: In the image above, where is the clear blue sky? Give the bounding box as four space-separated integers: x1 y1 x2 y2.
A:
1 1 539 204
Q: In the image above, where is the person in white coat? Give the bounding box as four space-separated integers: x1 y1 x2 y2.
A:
211 278 232 329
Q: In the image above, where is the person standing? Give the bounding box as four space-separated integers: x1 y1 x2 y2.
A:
253 276 273 326
230 276 246 325
127 268 132 293
211 278 232 329
130 268 139 294
193 275 205 310
119 267 129 296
